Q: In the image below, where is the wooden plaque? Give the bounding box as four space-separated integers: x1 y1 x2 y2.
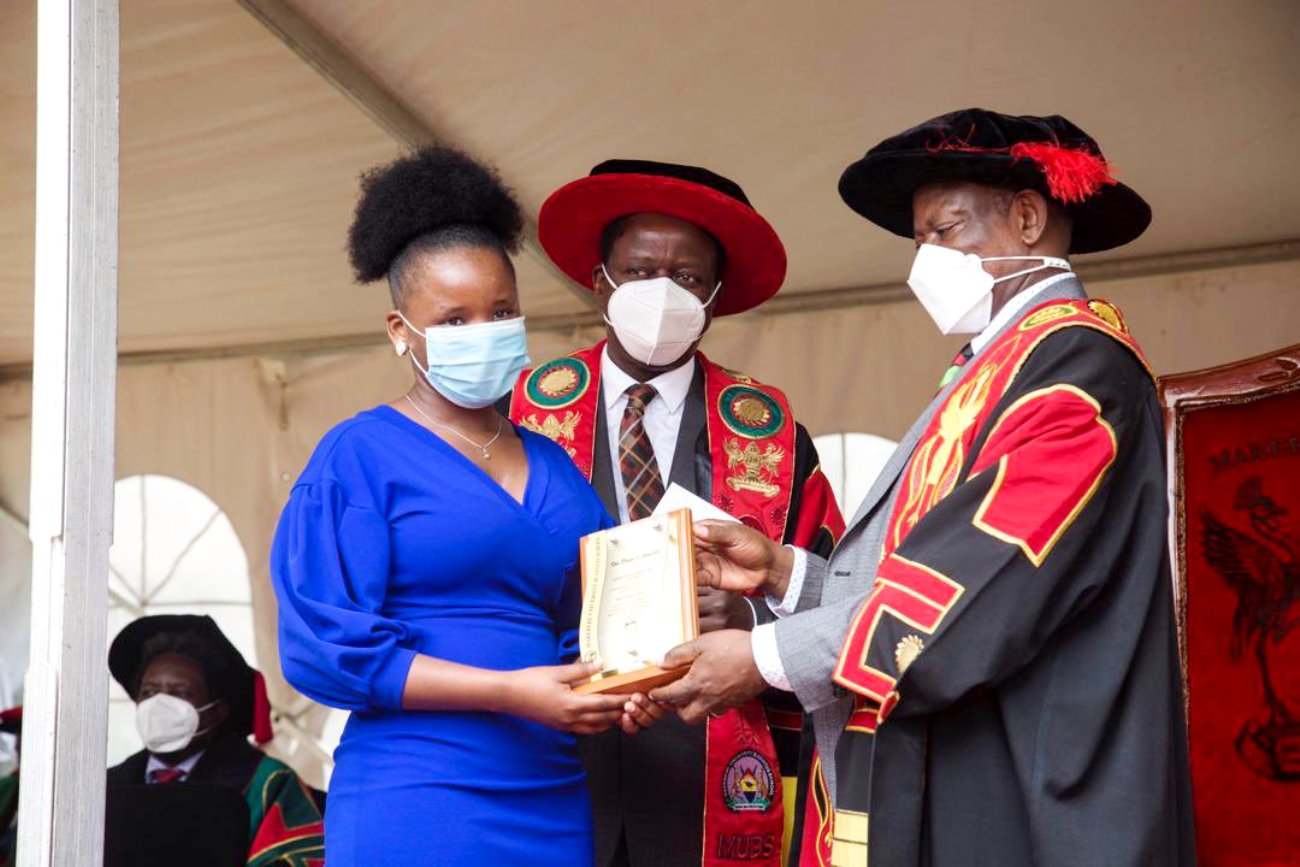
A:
573 508 699 695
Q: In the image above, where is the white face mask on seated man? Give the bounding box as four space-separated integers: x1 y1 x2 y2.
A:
135 692 219 754
906 243 1071 335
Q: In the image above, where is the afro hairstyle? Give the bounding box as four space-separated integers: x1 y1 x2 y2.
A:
347 146 525 292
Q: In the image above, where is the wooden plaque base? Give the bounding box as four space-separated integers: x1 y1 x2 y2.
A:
573 664 686 696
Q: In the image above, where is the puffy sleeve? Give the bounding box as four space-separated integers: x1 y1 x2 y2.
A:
271 479 416 713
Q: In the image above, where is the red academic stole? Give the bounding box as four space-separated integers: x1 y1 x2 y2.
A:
511 342 799 866
800 299 1150 867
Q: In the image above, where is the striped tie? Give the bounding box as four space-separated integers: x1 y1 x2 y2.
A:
937 343 974 390
149 767 187 784
619 384 665 521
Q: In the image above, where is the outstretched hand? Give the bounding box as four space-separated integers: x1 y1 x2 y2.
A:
649 630 768 724
694 520 793 599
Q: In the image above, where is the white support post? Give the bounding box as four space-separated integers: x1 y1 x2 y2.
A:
18 0 119 864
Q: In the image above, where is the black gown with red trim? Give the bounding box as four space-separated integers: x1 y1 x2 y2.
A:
822 307 1195 866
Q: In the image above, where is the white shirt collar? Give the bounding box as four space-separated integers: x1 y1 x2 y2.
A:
600 346 697 414
970 271 1076 355
146 749 205 782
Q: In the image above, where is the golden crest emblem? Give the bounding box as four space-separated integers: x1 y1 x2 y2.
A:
718 384 785 440
538 366 579 399
1019 303 1077 331
894 634 924 674
1088 300 1126 332
520 411 581 458
732 396 773 429
891 346 1000 552
724 438 785 498
525 357 590 409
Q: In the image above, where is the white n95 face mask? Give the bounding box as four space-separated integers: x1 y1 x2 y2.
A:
906 243 1071 335
602 265 721 367
136 693 217 754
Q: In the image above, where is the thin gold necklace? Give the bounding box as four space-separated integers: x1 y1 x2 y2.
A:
404 394 504 460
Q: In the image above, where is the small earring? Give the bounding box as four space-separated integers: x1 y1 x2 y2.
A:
394 340 408 357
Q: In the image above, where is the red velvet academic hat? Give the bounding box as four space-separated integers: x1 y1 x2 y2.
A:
109 615 274 745
538 160 787 316
838 108 1151 254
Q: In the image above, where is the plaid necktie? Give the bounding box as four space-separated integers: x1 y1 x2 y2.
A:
937 343 974 390
149 767 187 784
619 383 665 521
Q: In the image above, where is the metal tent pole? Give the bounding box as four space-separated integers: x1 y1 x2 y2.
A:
17 0 119 864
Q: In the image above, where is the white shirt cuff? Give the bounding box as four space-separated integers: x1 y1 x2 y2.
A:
750 623 791 691
765 546 806 618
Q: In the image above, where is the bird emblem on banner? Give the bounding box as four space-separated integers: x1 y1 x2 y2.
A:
520 411 581 458
1201 476 1300 781
724 439 784 498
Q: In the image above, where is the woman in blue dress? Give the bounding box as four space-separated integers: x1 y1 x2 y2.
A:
271 147 654 865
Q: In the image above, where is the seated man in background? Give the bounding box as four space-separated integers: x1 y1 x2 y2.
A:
107 615 324 867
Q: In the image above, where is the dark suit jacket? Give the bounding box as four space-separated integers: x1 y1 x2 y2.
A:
106 732 265 867
107 731 264 790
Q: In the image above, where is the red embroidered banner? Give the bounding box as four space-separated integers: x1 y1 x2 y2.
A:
1183 386 1300 864
703 701 784 867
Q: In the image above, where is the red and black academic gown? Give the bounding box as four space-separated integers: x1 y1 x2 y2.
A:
510 343 844 867
814 298 1195 866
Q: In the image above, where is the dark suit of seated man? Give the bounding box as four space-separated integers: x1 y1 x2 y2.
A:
106 615 324 867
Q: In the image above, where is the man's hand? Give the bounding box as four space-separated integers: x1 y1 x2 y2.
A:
695 520 794 599
649 630 768 724
697 586 755 633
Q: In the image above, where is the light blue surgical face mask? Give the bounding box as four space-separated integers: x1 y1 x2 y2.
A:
397 313 531 409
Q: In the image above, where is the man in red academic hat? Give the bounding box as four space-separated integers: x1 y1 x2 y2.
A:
653 110 1196 866
510 160 845 867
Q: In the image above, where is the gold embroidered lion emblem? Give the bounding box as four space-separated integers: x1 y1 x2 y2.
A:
724 438 784 498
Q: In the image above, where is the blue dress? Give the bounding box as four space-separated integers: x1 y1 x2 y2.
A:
271 405 613 866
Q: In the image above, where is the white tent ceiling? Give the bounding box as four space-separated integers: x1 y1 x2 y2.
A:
2 0 1299 369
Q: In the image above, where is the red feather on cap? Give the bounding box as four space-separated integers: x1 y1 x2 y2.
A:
251 670 274 745
929 136 1118 205
1007 142 1117 205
